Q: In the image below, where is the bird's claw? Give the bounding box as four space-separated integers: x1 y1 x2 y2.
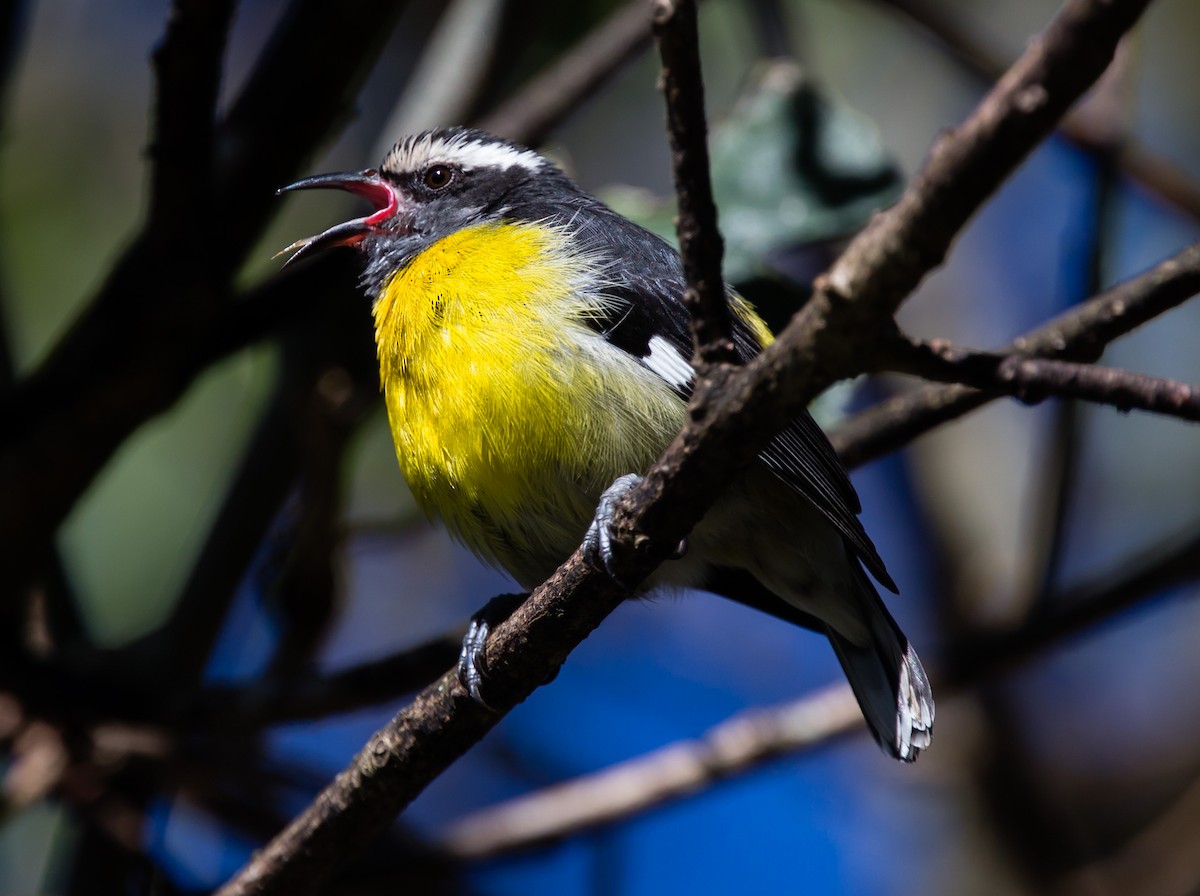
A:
457 592 527 707
458 616 491 706
583 473 646 585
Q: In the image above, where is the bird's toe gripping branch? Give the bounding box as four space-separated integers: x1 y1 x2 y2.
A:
582 473 645 585
582 473 687 587
457 592 528 706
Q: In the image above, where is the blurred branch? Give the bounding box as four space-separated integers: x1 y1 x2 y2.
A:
147 0 234 231
884 336 1200 421
212 0 417 268
143 264 376 688
950 526 1200 681
192 632 465 729
0 0 412 587
375 0 505 142
477 0 653 146
216 2 1154 893
439 685 860 859
879 0 1200 221
832 240 1200 467
970 145 1128 889
1022 145 1121 610
1 0 235 664
0 0 29 384
747 0 796 59
144 389 303 682
1055 768 1200 896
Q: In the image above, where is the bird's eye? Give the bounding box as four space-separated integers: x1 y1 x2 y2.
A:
423 165 455 190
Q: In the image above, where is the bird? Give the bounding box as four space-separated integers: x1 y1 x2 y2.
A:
278 126 933 761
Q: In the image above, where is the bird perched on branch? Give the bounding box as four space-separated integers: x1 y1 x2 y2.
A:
278 127 933 760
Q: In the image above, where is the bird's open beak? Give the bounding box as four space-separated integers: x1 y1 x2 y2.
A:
275 169 399 267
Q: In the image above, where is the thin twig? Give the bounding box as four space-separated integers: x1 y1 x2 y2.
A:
885 337 1200 421
832 240 1200 467
653 0 736 365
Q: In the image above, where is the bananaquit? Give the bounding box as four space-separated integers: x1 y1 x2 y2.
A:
279 127 933 761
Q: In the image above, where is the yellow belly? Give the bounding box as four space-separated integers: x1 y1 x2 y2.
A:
372 220 686 584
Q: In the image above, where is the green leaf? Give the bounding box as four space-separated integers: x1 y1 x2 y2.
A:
606 60 900 285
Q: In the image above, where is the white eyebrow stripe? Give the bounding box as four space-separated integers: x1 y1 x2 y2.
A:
445 140 543 172
384 134 544 175
643 336 694 389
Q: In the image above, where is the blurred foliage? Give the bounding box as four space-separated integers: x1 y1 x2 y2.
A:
609 59 899 286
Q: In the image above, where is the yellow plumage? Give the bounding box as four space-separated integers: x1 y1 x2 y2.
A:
372 220 686 583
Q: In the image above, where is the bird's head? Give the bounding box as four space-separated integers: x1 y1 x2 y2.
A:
277 128 570 288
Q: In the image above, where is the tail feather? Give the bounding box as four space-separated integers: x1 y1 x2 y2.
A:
826 569 933 761
701 564 934 761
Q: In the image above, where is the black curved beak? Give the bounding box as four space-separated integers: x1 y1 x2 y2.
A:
275 169 399 267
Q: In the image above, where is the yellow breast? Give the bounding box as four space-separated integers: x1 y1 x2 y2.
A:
372 220 685 583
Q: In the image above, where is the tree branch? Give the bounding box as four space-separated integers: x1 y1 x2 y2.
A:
653 0 736 365
885 336 1200 421
832 240 1200 467
438 685 861 859
147 0 234 232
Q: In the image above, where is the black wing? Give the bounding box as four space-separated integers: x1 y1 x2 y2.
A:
565 203 896 592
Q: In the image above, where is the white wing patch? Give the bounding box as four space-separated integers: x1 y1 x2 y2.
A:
644 336 694 390
384 130 543 176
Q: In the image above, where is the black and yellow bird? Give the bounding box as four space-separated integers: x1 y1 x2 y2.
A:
279 127 933 761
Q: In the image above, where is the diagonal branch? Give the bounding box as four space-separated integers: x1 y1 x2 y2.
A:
478 0 654 145
879 0 1200 222
439 684 861 859
215 2 1155 894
